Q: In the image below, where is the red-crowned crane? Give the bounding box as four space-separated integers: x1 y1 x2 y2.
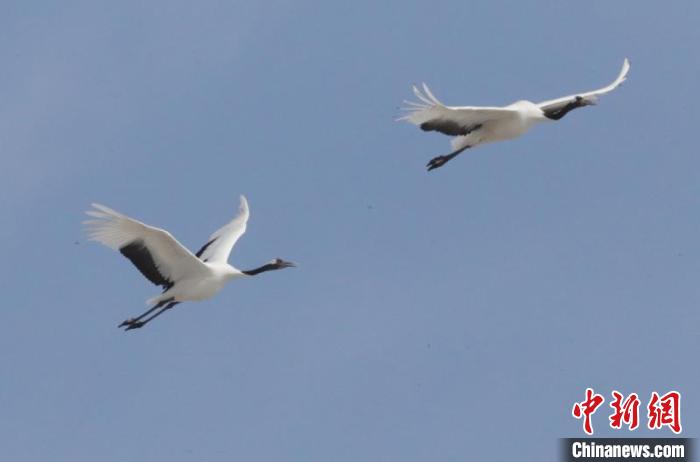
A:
84 196 295 331
399 59 630 171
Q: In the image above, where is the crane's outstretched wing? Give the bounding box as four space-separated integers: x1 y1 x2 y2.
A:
194 195 249 264
84 204 209 290
398 83 519 136
537 58 630 114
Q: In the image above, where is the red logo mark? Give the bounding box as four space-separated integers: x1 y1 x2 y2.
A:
648 391 682 434
572 388 605 435
609 390 640 431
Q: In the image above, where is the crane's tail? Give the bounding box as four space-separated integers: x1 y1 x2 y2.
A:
146 293 173 307
396 82 444 122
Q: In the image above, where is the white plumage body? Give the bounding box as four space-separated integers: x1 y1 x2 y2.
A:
151 263 241 304
449 100 545 152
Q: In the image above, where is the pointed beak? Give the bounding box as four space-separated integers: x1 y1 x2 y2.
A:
280 260 296 268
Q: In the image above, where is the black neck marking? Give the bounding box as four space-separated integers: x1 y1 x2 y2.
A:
242 263 281 276
543 97 587 121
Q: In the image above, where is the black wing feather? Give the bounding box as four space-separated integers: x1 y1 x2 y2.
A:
119 240 173 289
194 237 218 261
420 121 483 137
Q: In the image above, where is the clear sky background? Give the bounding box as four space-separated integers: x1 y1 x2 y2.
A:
0 1 698 460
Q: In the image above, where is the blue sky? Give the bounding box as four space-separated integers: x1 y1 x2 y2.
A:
1 1 698 460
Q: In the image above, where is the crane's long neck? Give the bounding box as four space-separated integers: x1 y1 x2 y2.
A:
543 97 589 121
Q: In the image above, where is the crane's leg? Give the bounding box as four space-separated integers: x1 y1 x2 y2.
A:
119 299 172 328
124 301 180 331
427 145 470 171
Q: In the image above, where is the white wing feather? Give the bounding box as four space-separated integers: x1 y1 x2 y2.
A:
84 204 209 284
196 195 250 264
537 58 630 110
398 82 518 135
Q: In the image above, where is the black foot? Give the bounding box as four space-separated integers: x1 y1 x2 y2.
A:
427 154 455 171
119 318 135 328
124 321 145 331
